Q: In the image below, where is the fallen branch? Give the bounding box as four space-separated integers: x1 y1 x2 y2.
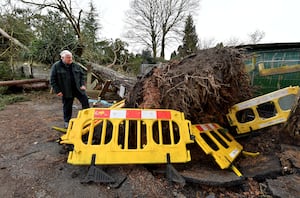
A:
0 27 29 51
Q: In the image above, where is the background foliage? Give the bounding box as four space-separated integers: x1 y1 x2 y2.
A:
0 0 202 79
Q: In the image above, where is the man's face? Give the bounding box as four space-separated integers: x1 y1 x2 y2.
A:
62 54 73 65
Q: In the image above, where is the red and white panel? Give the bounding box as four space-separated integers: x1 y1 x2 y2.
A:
94 109 110 118
110 110 126 119
141 110 157 119
195 123 219 132
94 109 172 120
126 109 142 119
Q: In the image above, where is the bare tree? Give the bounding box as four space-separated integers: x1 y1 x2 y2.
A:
19 0 84 56
248 29 265 44
224 36 244 47
125 0 161 59
125 0 199 59
198 37 216 49
158 0 199 58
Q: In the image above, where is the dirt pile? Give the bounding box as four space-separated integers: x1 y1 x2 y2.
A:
127 46 253 124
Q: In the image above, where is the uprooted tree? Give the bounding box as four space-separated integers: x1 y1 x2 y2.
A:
126 46 254 125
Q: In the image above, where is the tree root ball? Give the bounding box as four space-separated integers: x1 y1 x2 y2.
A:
126 46 253 125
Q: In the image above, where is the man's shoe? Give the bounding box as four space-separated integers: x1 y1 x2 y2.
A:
64 122 69 128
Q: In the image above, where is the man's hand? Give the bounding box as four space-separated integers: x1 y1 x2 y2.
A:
57 92 63 96
80 85 86 91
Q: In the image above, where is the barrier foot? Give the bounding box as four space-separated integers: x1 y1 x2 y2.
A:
230 165 243 177
81 154 115 184
52 126 67 133
166 154 185 186
242 151 260 157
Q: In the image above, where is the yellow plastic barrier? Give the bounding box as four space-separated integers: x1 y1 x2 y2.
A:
191 123 243 170
227 86 300 134
60 108 193 165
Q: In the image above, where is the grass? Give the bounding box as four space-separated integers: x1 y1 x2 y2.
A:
0 94 29 110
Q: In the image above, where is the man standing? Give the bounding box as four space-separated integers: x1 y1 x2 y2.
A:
50 50 89 128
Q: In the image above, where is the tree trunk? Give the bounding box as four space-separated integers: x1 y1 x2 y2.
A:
160 32 165 58
152 39 157 59
90 62 137 90
0 79 48 86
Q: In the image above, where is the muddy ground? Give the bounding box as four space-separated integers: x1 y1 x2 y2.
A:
0 90 299 198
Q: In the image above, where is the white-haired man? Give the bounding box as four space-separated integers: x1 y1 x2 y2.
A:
50 50 89 128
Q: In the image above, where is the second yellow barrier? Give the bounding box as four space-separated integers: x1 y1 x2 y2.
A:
191 123 243 170
227 86 300 134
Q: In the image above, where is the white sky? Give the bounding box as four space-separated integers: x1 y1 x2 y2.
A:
197 0 300 43
74 0 300 58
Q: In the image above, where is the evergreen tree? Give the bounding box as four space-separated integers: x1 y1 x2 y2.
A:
141 49 155 64
179 14 198 57
81 1 101 62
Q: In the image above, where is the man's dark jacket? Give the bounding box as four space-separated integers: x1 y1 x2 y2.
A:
50 60 85 98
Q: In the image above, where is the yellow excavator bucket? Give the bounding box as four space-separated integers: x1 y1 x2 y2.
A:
60 108 194 165
227 86 300 134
